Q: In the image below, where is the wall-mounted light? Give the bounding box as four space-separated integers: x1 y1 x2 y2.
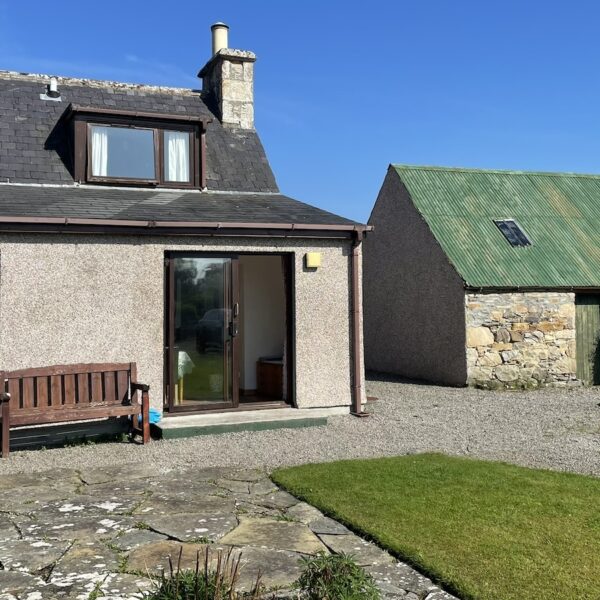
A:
305 252 322 269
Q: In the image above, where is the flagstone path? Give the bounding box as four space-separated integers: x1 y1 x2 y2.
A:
0 464 456 600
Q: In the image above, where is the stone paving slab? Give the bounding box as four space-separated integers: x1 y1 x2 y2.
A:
0 470 80 492
133 494 233 517
125 540 218 574
142 511 238 542
98 573 153 599
0 537 71 573
111 529 168 552
308 515 351 535
0 482 79 513
220 517 327 555
0 570 48 596
319 533 396 567
0 464 457 600
14 513 134 542
0 516 19 542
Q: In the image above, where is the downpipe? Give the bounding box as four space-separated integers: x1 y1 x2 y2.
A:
350 230 369 417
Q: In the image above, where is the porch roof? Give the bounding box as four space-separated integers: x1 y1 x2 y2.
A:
0 184 364 233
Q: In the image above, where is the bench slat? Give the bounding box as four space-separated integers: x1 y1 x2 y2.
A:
7 379 20 410
22 378 34 410
36 377 49 408
8 404 140 426
77 373 89 405
104 371 116 403
64 375 75 405
117 371 128 403
50 375 62 407
91 373 102 403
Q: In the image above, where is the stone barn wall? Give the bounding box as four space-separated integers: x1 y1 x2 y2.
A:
466 292 577 388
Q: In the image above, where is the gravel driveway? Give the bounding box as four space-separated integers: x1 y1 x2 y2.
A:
1 374 599 476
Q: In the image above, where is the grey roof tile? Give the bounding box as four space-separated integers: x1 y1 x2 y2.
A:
0 185 359 226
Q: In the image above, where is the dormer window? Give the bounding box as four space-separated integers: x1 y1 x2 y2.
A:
68 105 209 189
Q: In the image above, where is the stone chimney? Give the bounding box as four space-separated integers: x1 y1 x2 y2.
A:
198 23 256 130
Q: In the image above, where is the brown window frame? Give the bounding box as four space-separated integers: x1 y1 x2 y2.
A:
73 113 203 189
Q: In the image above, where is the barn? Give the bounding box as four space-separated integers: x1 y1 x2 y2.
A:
364 164 600 388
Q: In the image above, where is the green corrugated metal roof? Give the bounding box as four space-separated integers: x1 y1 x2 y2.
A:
392 164 600 288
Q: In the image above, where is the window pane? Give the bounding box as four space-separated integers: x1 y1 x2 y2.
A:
164 130 190 182
90 125 155 179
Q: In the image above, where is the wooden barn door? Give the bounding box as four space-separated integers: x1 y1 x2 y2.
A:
575 295 600 385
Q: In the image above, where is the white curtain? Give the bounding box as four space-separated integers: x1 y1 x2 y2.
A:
166 131 189 182
91 126 108 177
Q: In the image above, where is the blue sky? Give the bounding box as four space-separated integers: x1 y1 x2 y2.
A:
2 1 600 222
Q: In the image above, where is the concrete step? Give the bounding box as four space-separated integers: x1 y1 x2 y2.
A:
157 407 347 439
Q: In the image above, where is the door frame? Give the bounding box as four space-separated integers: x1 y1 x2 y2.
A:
163 251 296 414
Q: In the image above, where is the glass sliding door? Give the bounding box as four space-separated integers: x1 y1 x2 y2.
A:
166 254 239 411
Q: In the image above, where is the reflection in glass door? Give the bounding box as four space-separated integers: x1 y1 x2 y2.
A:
167 255 239 411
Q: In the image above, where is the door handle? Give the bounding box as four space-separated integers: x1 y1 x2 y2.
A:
229 323 238 337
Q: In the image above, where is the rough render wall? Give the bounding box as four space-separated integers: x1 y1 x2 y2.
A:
0 234 363 411
363 169 467 385
466 292 577 388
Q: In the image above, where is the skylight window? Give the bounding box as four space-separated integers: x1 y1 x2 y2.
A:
494 219 532 247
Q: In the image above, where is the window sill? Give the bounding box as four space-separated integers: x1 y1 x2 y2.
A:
85 177 197 190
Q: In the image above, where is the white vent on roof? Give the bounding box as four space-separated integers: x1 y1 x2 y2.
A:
40 77 62 102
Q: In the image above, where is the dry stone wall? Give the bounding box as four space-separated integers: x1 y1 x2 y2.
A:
465 292 578 389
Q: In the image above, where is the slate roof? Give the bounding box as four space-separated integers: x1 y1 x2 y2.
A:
392 164 600 288
0 71 361 228
0 71 277 193
0 184 357 226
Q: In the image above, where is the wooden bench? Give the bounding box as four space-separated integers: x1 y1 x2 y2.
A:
0 362 150 457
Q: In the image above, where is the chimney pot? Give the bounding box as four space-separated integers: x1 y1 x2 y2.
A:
211 22 229 55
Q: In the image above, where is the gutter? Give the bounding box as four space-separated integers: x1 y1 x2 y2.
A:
350 229 369 417
0 216 372 237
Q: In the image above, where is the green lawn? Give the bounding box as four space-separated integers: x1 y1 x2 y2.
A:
271 454 600 600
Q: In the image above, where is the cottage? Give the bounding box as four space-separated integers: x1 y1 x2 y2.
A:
364 164 600 389
0 24 368 437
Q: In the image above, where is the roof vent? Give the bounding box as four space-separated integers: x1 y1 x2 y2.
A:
40 77 62 102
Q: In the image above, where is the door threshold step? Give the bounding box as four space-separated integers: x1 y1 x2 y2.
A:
158 407 344 439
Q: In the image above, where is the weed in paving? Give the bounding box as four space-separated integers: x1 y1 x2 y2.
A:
295 552 380 600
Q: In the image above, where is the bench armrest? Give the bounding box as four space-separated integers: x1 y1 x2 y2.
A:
131 382 150 393
0 393 10 403
130 381 150 445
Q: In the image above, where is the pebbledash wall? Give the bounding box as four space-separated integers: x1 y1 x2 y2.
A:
0 233 365 411
465 291 577 389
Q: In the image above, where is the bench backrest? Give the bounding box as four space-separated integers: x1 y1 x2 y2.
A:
0 362 137 418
